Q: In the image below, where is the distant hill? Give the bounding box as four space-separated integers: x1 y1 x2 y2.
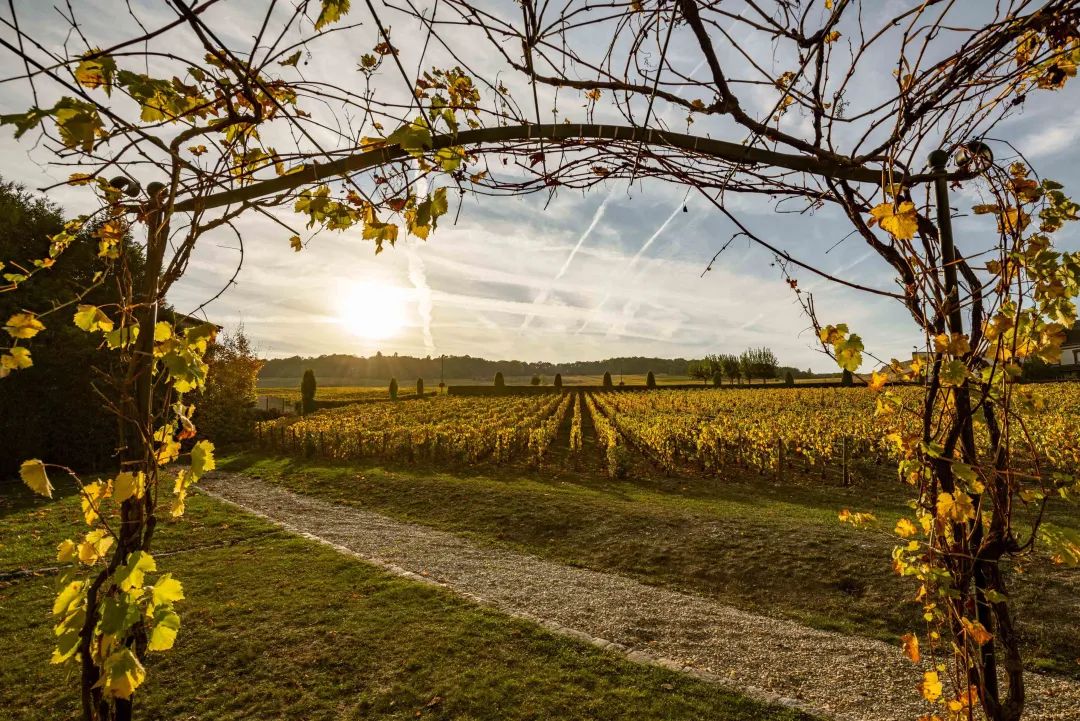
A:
259 353 693 385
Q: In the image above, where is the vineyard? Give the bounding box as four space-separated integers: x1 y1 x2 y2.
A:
256 383 1080 480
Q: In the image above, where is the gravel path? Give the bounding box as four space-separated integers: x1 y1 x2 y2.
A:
200 471 1079 721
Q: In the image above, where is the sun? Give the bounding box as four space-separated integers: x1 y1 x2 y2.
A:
338 281 409 340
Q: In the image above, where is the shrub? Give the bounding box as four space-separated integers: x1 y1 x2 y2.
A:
389 377 399 399
602 371 613 388
554 373 562 388
712 371 723 387
785 370 795 387
300 369 317 414
646 371 656 388
416 377 424 396
530 374 541 386
197 328 263 445
841 369 854 387
494 371 505 387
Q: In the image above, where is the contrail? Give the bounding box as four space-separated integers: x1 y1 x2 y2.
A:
406 240 436 355
405 162 436 354
520 184 617 330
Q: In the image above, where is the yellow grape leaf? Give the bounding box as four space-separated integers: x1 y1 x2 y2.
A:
147 607 181 651
99 647 146 699
151 573 184 606
73 304 115 333
289 235 303 252
78 529 114 565
937 492 976 523
20 459 53 497
52 579 85 616
4 312 45 339
920 670 943 702
112 471 145 504
57 539 77 562
869 201 919 241
153 322 172 342
81 480 110 526
868 370 888 392
1 346 33 375
901 632 920 663
115 551 156 592
895 518 918 538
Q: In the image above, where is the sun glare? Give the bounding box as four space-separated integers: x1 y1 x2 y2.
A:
338 281 409 340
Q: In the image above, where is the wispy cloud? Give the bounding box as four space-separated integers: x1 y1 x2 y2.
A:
519 183 618 330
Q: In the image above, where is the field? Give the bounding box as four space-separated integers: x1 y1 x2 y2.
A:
254 384 1080 479
8 382 1080 718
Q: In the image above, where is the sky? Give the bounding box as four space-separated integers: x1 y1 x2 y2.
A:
1 1 1079 371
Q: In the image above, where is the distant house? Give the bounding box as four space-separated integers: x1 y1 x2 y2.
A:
1056 321 1080 376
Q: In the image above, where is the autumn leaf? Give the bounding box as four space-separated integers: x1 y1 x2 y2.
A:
112 471 145 504
151 573 184 606
74 51 117 95
901 633 921 663
4 312 45 339
937 491 976 523
289 235 303 252
868 370 888 392
0 346 33 376
961 618 993 646
99 647 146 699
20 458 53 497
920 670 943 702
74 304 115 333
869 201 919 241
895 518 918 538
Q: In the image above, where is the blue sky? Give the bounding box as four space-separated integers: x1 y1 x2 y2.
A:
1 1 1078 370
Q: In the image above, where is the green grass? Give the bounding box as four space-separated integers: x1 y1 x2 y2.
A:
220 452 1080 679
0 480 815 721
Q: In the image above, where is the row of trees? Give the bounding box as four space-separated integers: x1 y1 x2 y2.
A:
689 349 779 386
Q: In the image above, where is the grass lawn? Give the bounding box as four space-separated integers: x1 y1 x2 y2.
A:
0 480 814 721
220 451 1080 679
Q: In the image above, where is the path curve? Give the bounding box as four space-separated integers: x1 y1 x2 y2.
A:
200 471 1079 721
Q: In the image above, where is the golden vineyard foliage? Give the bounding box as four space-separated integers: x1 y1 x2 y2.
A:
258 393 572 466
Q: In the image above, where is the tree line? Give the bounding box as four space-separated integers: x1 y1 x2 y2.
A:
261 353 693 383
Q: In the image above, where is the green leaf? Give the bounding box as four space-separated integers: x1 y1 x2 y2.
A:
20 458 53 498
386 121 432 156
51 97 105 151
115 551 156 593
315 0 350 30
0 106 53 140
279 50 303 68
940 360 968 386
99 595 140 635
